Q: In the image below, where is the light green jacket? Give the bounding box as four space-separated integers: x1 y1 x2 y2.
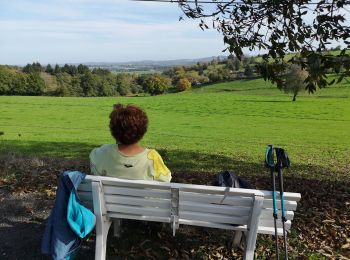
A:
89 144 171 182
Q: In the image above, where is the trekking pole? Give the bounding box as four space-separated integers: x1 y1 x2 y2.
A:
275 148 290 260
265 145 279 260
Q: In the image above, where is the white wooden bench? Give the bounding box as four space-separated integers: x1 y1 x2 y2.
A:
77 175 301 260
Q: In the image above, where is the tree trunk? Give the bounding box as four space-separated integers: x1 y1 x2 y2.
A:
292 93 297 101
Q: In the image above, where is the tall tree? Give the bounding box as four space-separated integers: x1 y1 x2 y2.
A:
25 73 45 96
80 71 99 97
281 64 308 101
77 64 90 74
244 65 254 78
45 64 54 74
23 62 43 74
176 78 192 91
54 64 61 75
0 66 12 95
142 74 171 95
234 58 241 71
116 73 133 96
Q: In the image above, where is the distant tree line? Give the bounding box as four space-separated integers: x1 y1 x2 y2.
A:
0 63 172 96
163 55 258 92
0 57 260 96
0 65 45 96
4 53 334 97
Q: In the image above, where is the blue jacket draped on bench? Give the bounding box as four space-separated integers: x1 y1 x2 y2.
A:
41 171 96 260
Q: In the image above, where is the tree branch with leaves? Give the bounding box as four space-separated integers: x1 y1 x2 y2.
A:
176 0 350 92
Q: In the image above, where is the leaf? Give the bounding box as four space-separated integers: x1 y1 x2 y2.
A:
322 219 335 223
45 189 56 199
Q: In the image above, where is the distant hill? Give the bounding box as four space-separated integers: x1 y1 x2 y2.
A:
80 56 228 72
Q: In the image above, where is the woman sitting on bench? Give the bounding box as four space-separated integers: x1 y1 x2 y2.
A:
89 103 171 182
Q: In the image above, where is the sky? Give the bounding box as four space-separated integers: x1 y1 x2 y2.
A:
0 0 228 65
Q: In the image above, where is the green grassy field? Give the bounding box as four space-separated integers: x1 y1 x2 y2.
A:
1 78 349 258
1 78 349 175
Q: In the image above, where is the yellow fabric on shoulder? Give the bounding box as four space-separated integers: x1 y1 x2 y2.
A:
147 149 171 181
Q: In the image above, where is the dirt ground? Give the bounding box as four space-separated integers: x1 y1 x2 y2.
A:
0 188 51 259
0 155 242 260
0 186 98 259
0 153 349 259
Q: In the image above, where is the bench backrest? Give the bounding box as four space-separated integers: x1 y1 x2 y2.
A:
77 175 300 236
78 176 174 224
78 175 279 259
78 175 264 231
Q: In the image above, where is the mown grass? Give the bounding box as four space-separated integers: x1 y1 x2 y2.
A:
1 79 349 258
0 78 349 175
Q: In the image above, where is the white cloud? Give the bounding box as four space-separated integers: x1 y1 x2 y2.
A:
0 18 225 64
0 0 226 64
2 0 182 22
0 18 207 39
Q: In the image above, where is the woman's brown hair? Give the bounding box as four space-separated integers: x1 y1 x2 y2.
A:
109 104 148 145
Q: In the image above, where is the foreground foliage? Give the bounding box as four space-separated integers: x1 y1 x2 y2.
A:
179 0 350 92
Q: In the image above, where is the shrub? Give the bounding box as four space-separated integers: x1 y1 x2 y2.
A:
176 78 192 92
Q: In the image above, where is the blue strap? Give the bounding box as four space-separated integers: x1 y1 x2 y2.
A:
280 193 286 219
272 191 278 215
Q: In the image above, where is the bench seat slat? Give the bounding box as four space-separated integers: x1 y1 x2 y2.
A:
180 201 251 217
103 186 171 199
180 192 253 207
178 220 286 236
263 200 297 211
180 211 249 225
258 219 292 230
106 204 170 218
257 226 284 236
262 191 301 202
78 191 92 201
78 183 92 192
179 219 248 231
174 185 262 197
101 180 171 190
260 210 294 220
105 195 170 208
109 213 171 223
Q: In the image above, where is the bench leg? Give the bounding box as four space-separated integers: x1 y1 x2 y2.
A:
232 231 243 248
92 181 112 260
113 219 121 238
243 196 263 260
95 219 111 260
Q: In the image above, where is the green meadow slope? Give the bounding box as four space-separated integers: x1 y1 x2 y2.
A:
0 78 349 174
1 78 349 258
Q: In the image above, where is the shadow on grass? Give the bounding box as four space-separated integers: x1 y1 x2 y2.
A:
219 87 276 93
233 99 289 102
1 139 347 180
0 140 95 158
